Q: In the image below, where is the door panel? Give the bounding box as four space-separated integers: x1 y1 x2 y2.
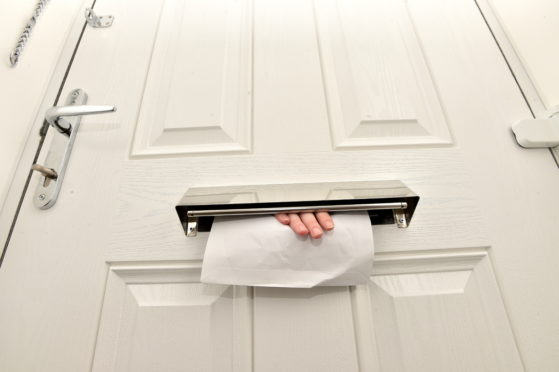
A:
314 0 451 148
252 286 359 371
133 0 452 157
369 250 522 371
92 250 521 371
93 264 252 372
132 0 252 156
0 0 539 370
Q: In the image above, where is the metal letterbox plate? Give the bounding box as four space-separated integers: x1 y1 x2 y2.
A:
176 180 419 236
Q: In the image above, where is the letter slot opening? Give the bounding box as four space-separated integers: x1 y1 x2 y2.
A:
175 180 419 237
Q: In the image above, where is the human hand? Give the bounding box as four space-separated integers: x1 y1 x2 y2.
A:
275 212 334 239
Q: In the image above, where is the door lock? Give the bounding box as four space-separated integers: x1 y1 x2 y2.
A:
31 89 116 209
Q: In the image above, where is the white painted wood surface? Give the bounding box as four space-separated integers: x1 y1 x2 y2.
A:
314 0 451 148
488 0 559 110
1 0 558 371
0 0 88 211
476 0 559 163
132 0 252 156
459 2 559 369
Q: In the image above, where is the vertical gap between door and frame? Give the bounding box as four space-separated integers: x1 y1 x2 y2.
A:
470 2 543 371
473 0 559 168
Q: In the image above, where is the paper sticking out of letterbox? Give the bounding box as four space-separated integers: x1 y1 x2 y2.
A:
201 212 374 288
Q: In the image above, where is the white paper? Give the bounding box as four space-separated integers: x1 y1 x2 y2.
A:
201 212 374 288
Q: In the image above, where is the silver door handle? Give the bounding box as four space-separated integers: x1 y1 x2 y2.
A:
31 89 116 209
46 104 116 135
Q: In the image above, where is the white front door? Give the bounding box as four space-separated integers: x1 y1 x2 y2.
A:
1 0 558 371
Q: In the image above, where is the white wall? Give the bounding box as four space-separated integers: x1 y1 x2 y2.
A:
0 0 85 211
489 0 559 110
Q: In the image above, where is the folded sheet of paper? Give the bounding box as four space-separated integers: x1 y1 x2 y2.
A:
201 212 374 288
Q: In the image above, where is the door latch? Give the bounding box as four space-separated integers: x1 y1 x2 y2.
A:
512 105 559 148
31 89 116 209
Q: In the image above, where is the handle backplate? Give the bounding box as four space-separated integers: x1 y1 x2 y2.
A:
32 89 87 209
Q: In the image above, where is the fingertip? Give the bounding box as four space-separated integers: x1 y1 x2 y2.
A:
311 227 323 239
288 213 305 235
316 212 334 231
275 213 290 224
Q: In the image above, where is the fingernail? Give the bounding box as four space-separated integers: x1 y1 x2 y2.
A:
325 222 334 230
312 228 323 237
299 227 309 235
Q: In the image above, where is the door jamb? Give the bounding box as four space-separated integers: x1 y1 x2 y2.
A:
474 0 559 166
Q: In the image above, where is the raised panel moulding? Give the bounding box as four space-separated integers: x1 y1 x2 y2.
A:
371 270 472 297
132 0 252 157
352 248 523 371
370 248 485 296
313 0 452 149
92 262 253 372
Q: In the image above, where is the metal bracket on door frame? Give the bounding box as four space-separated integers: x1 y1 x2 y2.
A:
85 8 114 28
31 89 116 209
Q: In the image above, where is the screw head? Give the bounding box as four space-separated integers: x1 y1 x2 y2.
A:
38 193 46 200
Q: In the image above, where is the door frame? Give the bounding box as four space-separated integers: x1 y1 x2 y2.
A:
475 0 559 164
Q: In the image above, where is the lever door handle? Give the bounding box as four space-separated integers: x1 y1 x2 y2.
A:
32 89 116 209
45 104 116 135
